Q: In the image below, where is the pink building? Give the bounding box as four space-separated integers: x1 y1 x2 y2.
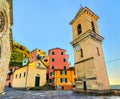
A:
5 67 19 87
48 48 69 85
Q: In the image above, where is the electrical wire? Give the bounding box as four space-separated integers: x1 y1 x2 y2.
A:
106 58 120 63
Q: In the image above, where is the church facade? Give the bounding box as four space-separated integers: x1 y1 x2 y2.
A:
0 0 13 94
70 7 110 91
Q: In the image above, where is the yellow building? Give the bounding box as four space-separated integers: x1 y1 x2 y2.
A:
12 60 47 89
54 67 75 90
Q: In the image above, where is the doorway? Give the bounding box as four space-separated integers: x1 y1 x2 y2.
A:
8 83 11 87
83 81 87 91
35 76 40 87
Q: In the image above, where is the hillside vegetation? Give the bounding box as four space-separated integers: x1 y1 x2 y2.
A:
9 41 30 66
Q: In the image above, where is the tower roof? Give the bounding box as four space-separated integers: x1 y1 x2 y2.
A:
69 7 99 25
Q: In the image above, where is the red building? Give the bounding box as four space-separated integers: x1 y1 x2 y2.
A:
48 48 69 85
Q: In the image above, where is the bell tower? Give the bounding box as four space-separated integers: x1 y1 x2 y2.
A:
70 7 110 91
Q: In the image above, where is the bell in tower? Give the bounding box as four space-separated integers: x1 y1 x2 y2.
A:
70 7 110 91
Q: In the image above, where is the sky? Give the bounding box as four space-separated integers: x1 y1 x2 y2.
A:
12 0 120 85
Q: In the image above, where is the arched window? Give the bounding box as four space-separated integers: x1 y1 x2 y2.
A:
77 24 82 35
91 21 95 32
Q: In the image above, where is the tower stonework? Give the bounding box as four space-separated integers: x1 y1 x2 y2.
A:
0 0 13 94
70 7 110 91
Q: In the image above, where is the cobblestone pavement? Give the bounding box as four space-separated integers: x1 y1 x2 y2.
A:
0 88 120 99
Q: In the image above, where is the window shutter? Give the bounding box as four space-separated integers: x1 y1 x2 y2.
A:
65 71 67 75
65 78 67 82
60 71 62 75
60 78 62 82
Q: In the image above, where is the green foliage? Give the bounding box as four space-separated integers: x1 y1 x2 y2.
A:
10 49 23 62
12 41 30 58
9 41 30 66
9 62 22 67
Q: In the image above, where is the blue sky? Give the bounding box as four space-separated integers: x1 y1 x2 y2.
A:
12 0 120 85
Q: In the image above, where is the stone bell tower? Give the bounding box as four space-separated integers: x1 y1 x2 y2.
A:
70 7 110 91
0 0 13 94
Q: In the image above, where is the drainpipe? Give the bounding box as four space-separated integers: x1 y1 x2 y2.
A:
25 62 29 90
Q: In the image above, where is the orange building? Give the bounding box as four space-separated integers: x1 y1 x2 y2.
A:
54 67 75 90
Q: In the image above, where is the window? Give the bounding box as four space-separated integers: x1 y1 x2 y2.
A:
52 58 55 62
19 73 21 78
63 58 66 62
44 59 48 62
49 79 51 83
50 72 54 76
80 49 83 57
97 47 100 56
60 71 66 75
36 55 41 60
52 51 55 55
15 74 17 79
37 63 41 67
60 78 67 83
24 60 26 63
49 79 54 83
77 24 82 35
52 66 54 70
51 79 54 83
64 66 66 70
61 52 64 55
91 21 95 32
24 72 26 77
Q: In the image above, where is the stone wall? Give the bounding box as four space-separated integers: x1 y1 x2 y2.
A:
0 0 12 94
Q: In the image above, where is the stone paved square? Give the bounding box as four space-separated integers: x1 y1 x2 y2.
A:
0 88 120 99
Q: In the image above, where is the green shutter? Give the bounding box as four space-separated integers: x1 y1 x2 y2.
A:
65 78 67 82
60 78 62 82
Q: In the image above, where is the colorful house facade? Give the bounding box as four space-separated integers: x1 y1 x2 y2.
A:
5 67 18 87
48 48 69 85
29 49 46 63
12 60 47 88
54 67 75 90
6 58 28 87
